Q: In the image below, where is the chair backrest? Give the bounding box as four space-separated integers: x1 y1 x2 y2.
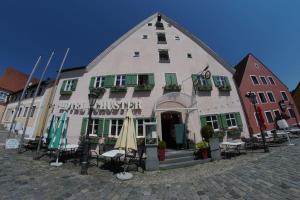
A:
277 119 289 129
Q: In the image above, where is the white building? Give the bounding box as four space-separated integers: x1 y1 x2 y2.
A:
52 13 249 148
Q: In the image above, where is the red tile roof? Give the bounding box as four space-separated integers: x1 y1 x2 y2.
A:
0 67 39 93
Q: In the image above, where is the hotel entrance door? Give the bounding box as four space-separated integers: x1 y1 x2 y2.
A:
161 111 184 149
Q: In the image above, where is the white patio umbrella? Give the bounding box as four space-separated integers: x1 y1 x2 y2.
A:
114 109 137 180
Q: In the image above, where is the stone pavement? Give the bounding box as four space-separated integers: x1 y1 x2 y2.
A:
0 130 300 200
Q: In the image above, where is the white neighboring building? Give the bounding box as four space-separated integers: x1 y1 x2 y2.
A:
52 13 249 148
2 81 54 139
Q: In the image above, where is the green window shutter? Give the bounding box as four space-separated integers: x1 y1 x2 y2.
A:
165 73 172 86
235 112 243 128
103 75 115 88
126 74 137 86
191 74 197 83
60 80 67 93
89 77 96 89
171 74 178 85
212 76 220 87
207 78 212 88
200 116 207 127
80 118 88 135
148 73 155 86
103 119 110 136
97 118 104 137
71 79 78 91
224 76 231 87
220 114 228 129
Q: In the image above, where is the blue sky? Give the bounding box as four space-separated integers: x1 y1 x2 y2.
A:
0 0 299 89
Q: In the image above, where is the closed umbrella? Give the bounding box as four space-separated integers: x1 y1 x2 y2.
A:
47 115 57 144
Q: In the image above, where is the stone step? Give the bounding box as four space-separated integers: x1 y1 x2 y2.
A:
159 158 211 170
160 155 195 165
165 149 195 159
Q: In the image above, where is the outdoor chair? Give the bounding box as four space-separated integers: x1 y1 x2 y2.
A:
89 143 100 167
126 146 145 172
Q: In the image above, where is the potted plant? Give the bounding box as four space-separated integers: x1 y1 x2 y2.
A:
201 125 214 142
196 141 209 159
158 140 166 161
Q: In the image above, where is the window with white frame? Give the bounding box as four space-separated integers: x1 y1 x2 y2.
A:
268 76 275 85
265 111 274 123
267 92 275 103
281 91 288 101
197 75 208 86
135 118 152 138
225 113 237 128
0 91 8 102
258 92 267 103
64 80 74 91
216 76 226 87
250 75 259 85
254 112 260 126
273 110 281 120
110 119 123 137
288 108 295 118
23 107 29 117
95 76 105 88
206 115 219 130
17 107 23 117
260 76 268 85
86 119 99 136
115 75 126 86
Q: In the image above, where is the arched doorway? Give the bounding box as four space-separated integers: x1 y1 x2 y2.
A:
161 111 182 149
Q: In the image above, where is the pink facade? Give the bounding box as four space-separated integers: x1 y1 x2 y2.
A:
234 54 300 135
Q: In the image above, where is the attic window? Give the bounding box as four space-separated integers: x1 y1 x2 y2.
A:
255 63 259 69
157 15 162 22
134 51 140 57
187 53 192 58
156 22 164 30
157 33 167 44
175 36 180 40
148 23 152 26
142 35 148 39
159 49 170 63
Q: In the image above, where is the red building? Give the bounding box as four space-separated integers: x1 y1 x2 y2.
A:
234 54 300 135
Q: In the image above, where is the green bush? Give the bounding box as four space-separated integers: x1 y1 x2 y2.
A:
201 125 214 142
196 141 209 149
158 140 166 149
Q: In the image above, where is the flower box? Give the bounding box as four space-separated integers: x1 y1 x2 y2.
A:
163 84 181 92
134 84 154 92
110 86 127 92
218 85 231 91
196 85 212 91
60 90 72 95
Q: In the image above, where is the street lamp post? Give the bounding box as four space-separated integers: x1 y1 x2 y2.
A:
289 102 300 128
246 91 269 153
81 89 99 175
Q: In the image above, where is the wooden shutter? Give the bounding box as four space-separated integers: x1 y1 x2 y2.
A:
220 114 228 129
103 119 110 136
98 118 104 137
126 74 137 86
71 79 78 91
200 116 207 127
224 76 231 87
191 74 197 84
171 73 178 85
165 73 172 86
80 118 88 135
103 75 115 88
212 76 220 87
148 73 155 86
235 112 243 128
60 80 67 93
207 78 212 88
89 77 96 89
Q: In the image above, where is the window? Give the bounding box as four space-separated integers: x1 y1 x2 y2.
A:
258 92 267 103
260 76 268 85
187 53 192 58
281 91 288 101
250 75 259 85
17 107 23 117
159 50 170 63
268 76 275 85
0 91 8 102
95 76 105 88
251 92 259 104
206 115 219 130
267 92 276 103
288 108 295 118
142 35 148 39
197 75 208 86
23 107 29 117
175 36 180 40
157 33 167 44
110 119 123 137
64 80 74 91
265 111 274 123
86 119 99 136
225 113 237 128
147 23 152 26
155 22 164 30
274 110 281 120
29 106 36 117
138 74 149 86
115 75 126 86
37 87 43 96
216 76 226 87
133 51 140 57
255 63 259 69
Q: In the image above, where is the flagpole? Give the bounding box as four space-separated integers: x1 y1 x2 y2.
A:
18 52 54 153
35 48 70 158
8 56 42 139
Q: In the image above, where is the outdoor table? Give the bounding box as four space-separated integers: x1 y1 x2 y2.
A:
60 144 79 161
220 141 245 155
101 150 125 172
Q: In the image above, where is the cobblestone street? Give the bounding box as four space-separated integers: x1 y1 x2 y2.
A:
1 130 300 200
